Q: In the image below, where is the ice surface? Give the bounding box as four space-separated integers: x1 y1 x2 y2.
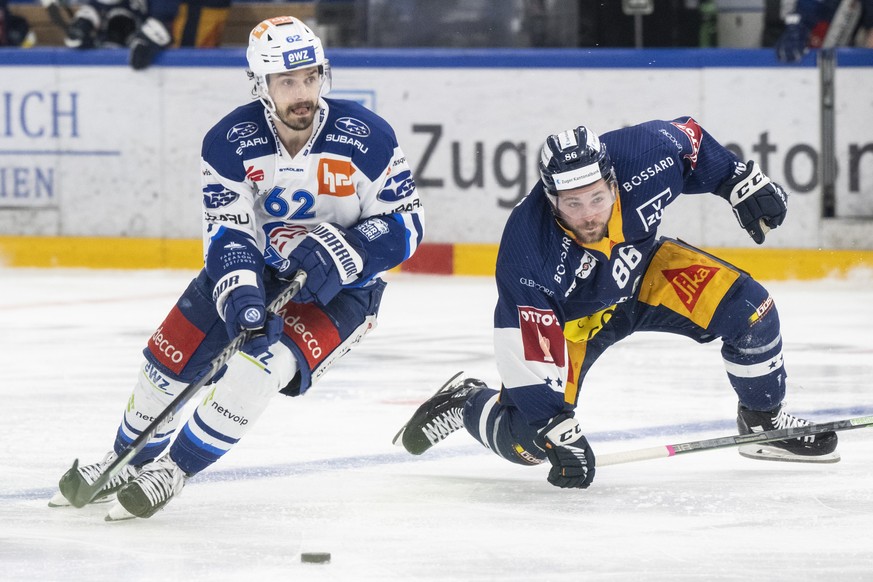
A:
2 268 872 581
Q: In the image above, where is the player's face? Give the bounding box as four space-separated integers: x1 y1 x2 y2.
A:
266 67 323 130
555 179 616 243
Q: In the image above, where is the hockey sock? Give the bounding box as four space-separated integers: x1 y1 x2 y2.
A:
113 360 188 466
463 389 546 466
169 342 299 475
722 297 786 411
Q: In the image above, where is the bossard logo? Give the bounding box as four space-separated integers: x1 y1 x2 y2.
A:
226 122 259 142
335 117 370 138
663 264 719 312
283 47 316 69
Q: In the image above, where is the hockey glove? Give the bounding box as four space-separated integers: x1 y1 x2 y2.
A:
278 223 367 306
535 413 595 489
64 5 100 49
128 17 171 70
775 14 810 63
218 278 283 356
716 160 788 245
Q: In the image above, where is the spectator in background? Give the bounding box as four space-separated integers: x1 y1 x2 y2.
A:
48 0 229 70
776 0 873 62
1 0 35 46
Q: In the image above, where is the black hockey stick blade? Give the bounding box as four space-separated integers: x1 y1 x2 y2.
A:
62 270 307 508
598 413 873 467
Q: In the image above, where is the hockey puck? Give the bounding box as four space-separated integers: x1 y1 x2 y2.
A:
300 552 331 564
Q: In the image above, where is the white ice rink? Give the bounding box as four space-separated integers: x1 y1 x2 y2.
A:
2 268 872 581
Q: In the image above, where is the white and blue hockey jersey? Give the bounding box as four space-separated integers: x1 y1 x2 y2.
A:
199 97 424 283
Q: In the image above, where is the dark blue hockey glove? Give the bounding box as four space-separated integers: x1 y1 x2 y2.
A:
222 285 283 356
775 14 810 63
278 223 366 306
535 413 596 489
716 160 788 245
129 17 171 70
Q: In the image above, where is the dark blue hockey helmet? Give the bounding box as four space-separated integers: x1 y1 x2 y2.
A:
539 126 614 206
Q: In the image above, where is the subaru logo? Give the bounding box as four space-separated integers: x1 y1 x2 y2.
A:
226 122 259 142
335 117 370 138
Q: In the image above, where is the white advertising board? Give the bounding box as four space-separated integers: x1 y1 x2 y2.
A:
1 49 871 249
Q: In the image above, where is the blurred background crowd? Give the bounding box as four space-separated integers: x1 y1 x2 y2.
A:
1 0 872 68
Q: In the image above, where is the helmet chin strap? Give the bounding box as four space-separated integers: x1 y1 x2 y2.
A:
256 77 279 117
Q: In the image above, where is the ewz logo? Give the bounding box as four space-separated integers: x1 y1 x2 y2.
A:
283 47 316 69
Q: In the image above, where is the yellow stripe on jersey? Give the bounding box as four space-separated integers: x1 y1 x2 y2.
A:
638 239 741 329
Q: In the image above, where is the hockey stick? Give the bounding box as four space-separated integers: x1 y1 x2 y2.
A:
40 0 74 31
62 270 307 508
597 414 873 467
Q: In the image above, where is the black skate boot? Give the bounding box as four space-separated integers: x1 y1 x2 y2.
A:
49 451 141 507
107 455 187 520
393 372 487 455
737 403 839 463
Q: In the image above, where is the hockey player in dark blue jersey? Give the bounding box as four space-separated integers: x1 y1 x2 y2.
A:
51 17 424 518
395 118 838 489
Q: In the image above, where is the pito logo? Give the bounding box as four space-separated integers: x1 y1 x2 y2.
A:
335 117 370 138
226 122 259 142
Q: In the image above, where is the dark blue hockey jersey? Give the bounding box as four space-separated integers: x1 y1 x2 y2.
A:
493 117 740 425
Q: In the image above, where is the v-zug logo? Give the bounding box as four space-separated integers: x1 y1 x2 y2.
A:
283 47 316 68
226 122 259 142
335 117 370 138
203 183 239 208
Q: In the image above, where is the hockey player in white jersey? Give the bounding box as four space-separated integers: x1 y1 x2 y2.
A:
51 16 424 519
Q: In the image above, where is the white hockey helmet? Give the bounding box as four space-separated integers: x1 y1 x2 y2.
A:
246 17 331 110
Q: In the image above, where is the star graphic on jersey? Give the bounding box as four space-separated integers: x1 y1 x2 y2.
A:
544 377 553 387
556 378 563 388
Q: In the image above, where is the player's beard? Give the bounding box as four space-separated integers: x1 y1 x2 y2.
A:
276 100 318 131
572 218 609 244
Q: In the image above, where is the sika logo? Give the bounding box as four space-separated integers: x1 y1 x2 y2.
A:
663 264 719 312
671 118 702 170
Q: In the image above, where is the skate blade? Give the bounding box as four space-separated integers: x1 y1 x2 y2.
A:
105 503 137 522
392 371 464 449
48 491 114 508
739 444 841 464
391 425 407 447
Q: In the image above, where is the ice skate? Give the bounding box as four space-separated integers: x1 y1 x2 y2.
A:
48 451 141 508
393 372 486 455
737 403 840 463
108 455 187 520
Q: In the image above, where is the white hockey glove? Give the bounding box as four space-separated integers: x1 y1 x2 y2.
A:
716 160 788 245
129 17 171 70
535 413 596 489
